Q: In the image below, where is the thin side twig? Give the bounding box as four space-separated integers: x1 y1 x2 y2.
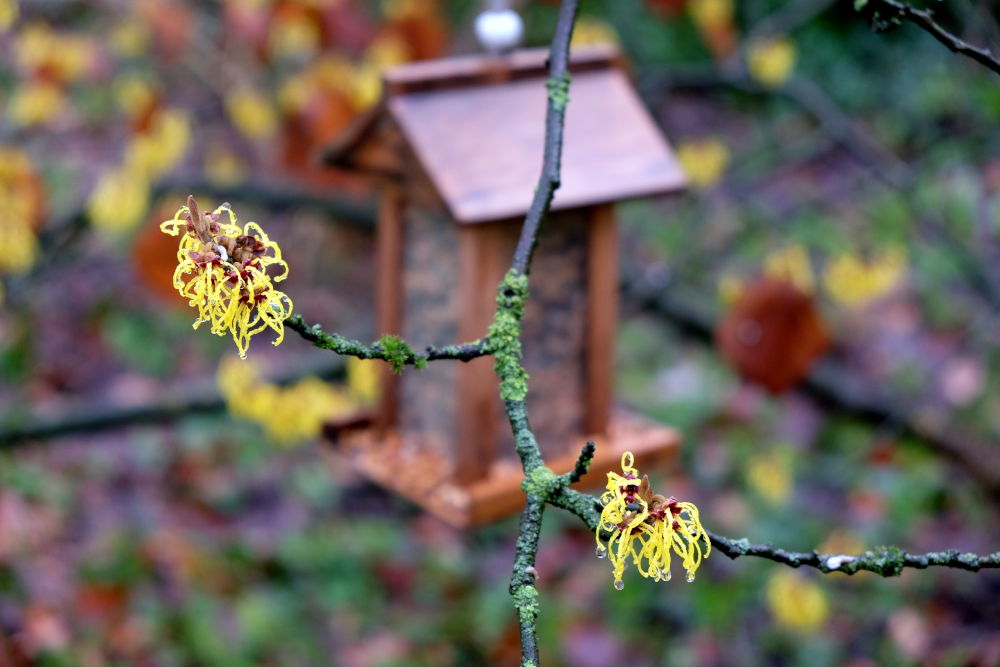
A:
861 0 1000 76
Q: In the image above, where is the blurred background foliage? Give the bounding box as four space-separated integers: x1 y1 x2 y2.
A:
2 0 1000 665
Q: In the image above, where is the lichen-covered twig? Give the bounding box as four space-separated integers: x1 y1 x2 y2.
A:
510 496 545 667
707 532 1000 575
561 440 596 485
858 0 1000 76
493 2 580 663
285 314 488 371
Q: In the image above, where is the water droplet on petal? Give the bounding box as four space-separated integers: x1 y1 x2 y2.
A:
595 546 607 559
614 579 624 591
686 571 695 583
661 569 671 582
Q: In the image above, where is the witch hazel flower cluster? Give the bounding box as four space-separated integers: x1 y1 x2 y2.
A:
160 196 292 358
595 452 711 590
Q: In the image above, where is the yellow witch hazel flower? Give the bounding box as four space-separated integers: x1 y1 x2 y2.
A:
595 452 710 589
161 196 292 358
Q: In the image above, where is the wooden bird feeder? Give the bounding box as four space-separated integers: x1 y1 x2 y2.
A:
322 44 686 527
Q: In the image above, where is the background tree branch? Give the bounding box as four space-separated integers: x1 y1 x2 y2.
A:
859 0 1000 76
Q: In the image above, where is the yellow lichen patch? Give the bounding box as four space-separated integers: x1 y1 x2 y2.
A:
823 247 906 307
595 452 710 589
766 570 829 633
676 138 730 189
161 198 292 358
747 37 797 88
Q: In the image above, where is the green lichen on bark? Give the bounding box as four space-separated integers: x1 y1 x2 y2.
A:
511 584 539 622
378 335 417 374
866 545 906 577
488 269 530 400
522 465 557 495
545 72 571 110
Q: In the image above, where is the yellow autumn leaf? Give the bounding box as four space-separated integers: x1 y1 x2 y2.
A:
114 75 157 118
747 37 796 88
364 32 410 69
15 22 95 82
347 357 381 405
675 138 729 188
268 10 321 62
125 108 191 179
7 80 64 127
766 571 829 633
571 16 619 46
0 0 18 32
717 274 744 306
745 452 792 506
688 0 733 32
217 356 360 445
823 247 906 307
88 168 151 234
204 145 248 186
0 149 39 274
226 87 278 140
110 17 149 57
764 244 814 293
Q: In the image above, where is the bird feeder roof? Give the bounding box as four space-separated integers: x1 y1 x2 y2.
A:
324 44 686 224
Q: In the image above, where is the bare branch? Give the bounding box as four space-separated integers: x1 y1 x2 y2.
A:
510 0 580 276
